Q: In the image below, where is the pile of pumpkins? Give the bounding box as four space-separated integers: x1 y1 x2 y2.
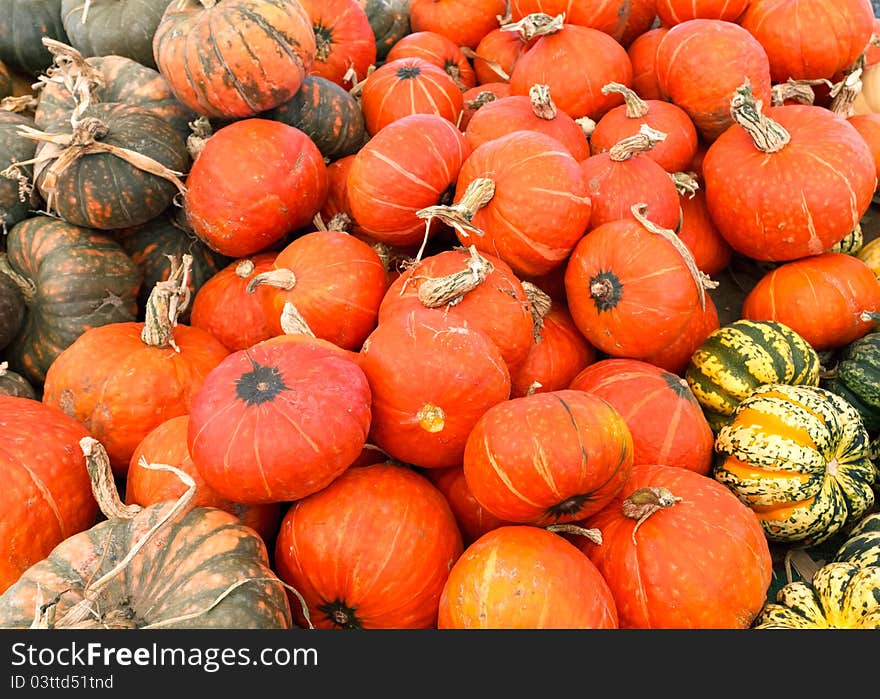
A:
0 0 880 630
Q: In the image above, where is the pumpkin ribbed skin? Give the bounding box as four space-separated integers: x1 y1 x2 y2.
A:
472 27 528 85
714 384 876 546
823 333 880 434
0 364 35 399
356 0 410 61
509 0 631 41
299 0 376 88
438 525 619 629
834 513 880 568
0 502 293 629
0 110 40 230
462 389 634 525
676 183 732 277
152 0 316 119
34 54 196 141
425 465 512 546
0 0 69 76
409 0 507 50
275 462 463 629
0 263 24 351
3 215 140 385
641 293 720 376
570 358 715 475
656 0 750 25
628 27 667 101
262 75 366 162
459 82 513 131
0 397 98 595
753 562 880 629
61 0 169 69
34 102 190 231
188 335 372 504
685 319 821 432
387 30 476 91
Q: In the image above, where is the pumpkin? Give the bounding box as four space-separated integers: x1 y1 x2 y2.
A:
360 56 464 135
702 85 876 262
641 292 720 376
127 415 281 544
509 285 596 397
464 84 591 161
834 512 880 568
424 129 591 278
262 74 367 162
346 112 470 248
858 235 880 277
753 561 880 629
0 437 293 629
628 26 668 102
42 257 230 475
462 389 634 525
0 109 40 230
570 358 715 476
189 253 278 352
509 0 631 41
378 246 535 373
317 154 378 242
274 462 463 629
578 463 774 628
579 124 683 231
387 30 476 91
409 0 506 50
620 0 661 47
30 101 190 231
654 18 773 142
847 113 880 191
563 204 712 360
34 50 197 142
828 224 865 256
299 0 376 88
714 383 876 546
188 333 372 504
590 82 699 174
437 525 619 629
424 465 512 546
153 0 316 119
741 252 880 352
854 60 880 116
355 0 410 62
358 306 511 469
508 17 633 122
822 332 880 433
1 215 140 385
740 0 874 84
0 0 69 76
458 82 512 130
674 174 733 277
115 208 229 324
470 26 529 85
0 396 98 595
246 228 389 350
0 260 24 351
0 362 35 399
184 118 329 258
656 0 750 25
685 319 821 432
61 0 169 69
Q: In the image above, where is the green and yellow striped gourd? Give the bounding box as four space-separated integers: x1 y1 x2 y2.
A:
685 319 820 432
822 332 880 434
834 513 880 568
714 383 876 546
753 562 880 629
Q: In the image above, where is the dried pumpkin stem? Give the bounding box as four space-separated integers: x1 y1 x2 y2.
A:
0 253 36 302
186 115 212 160
621 486 682 545
414 245 494 308
235 258 256 278
860 311 880 323
416 177 495 242
280 301 315 336
528 84 557 120
1 95 38 114
525 381 543 395
81 437 143 521
246 268 296 294
609 123 667 162
546 524 603 546
829 68 863 118
601 82 649 118
327 212 353 232
460 47 510 82
670 171 700 199
576 116 596 138
500 12 565 41
631 202 717 311
464 89 501 111
769 78 831 107
730 81 791 153
522 280 552 342
141 253 193 350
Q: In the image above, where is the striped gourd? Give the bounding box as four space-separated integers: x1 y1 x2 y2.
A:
822 332 880 433
714 384 876 546
685 319 820 432
834 513 880 568
857 235 880 278
753 562 880 629
827 224 863 255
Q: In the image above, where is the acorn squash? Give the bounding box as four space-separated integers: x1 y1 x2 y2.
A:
822 332 880 434
834 512 880 568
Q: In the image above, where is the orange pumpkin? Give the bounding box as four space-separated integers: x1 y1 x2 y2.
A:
299 0 376 88
386 30 476 90
509 1 631 41
409 0 508 50
424 465 512 546
628 26 668 101
471 26 529 85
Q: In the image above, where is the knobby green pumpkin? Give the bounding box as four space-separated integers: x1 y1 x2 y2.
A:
357 0 411 62
0 0 69 76
714 383 876 546
0 110 42 230
834 512 880 568
822 332 880 434
686 319 820 432
0 266 23 351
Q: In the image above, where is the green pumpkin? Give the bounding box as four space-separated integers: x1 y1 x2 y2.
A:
822 332 880 434
0 0 69 76
263 75 367 162
0 110 42 231
834 512 880 568
0 360 34 398
715 383 876 546
753 561 880 629
0 261 24 350
358 0 411 61
685 319 820 432
2 214 141 385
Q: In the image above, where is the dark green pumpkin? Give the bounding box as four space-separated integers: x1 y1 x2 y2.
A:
0 0 70 76
0 264 23 350
33 101 190 230
834 512 880 568
685 319 821 432
2 214 140 385
822 332 880 434
115 207 228 322
358 0 411 61
60 0 168 70
35 53 196 142
263 75 367 162
0 360 35 398
0 110 42 230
